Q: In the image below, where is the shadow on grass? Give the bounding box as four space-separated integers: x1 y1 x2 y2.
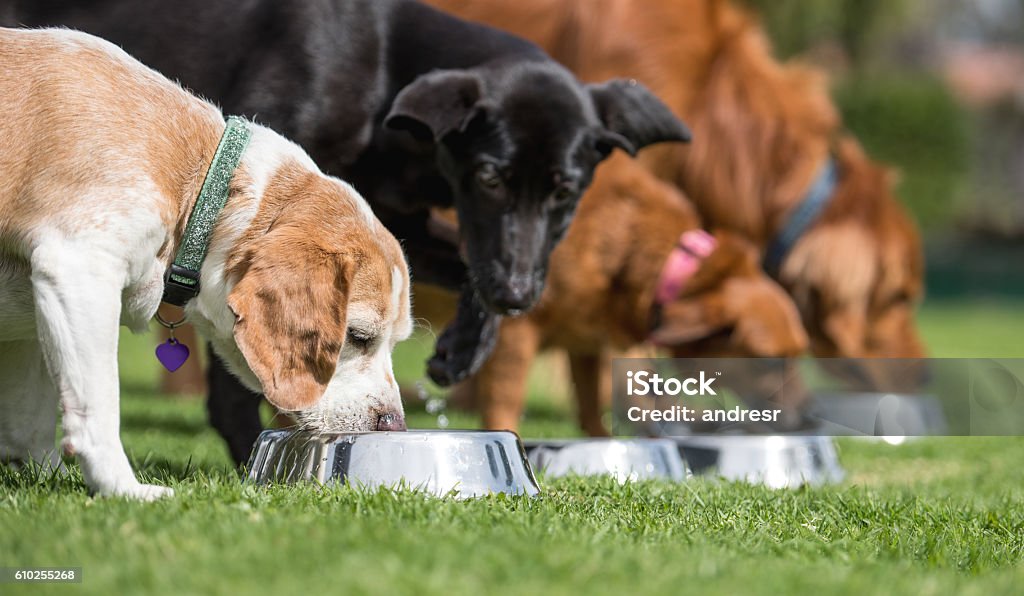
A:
130 451 238 485
120 409 209 437
0 458 237 495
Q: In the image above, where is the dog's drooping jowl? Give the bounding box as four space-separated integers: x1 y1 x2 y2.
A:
2 0 692 463
0 28 412 498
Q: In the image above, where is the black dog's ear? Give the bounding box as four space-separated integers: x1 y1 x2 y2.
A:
385 70 484 142
588 79 692 156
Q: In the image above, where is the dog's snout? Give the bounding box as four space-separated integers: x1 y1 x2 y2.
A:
487 274 539 313
376 412 407 431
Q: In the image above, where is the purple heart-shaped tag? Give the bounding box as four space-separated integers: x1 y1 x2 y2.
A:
156 339 190 372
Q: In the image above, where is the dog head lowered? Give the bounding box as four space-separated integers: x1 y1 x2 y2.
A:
649 232 808 359
384 63 691 314
186 128 413 433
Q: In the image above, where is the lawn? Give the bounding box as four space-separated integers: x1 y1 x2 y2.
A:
1 299 1024 595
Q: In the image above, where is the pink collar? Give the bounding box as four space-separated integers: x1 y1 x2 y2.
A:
654 230 717 305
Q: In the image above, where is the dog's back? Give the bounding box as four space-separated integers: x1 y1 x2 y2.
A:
0 28 222 228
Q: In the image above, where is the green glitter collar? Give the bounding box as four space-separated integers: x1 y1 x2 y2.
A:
162 116 252 307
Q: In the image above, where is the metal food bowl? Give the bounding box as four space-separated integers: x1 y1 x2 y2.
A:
808 392 947 437
523 438 691 482
675 435 844 489
246 429 540 499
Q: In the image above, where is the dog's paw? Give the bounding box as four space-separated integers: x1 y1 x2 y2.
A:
427 317 500 387
427 343 472 387
109 483 175 501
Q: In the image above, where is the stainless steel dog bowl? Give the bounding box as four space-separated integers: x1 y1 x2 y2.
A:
247 430 540 499
808 392 947 437
676 435 844 489
523 439 691 482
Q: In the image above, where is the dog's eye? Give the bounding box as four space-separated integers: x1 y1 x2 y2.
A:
551 184 576 204
346 328 375 350
475 163 503 189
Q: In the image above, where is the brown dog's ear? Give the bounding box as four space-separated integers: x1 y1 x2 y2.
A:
728 278 809 357
385 70 484 142
648 232 807 354
588 79 692 156
820 305 868 359
648 300 721 345
227 249 352 412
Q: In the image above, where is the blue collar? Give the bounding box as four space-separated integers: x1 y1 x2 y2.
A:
763 156 839 277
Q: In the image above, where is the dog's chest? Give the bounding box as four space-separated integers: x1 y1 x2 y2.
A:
0 211 171 338
119 228 171 333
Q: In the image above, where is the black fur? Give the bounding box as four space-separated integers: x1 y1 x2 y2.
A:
3 0 691 464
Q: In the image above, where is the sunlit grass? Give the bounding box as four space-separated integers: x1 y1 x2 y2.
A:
2 299 1024 594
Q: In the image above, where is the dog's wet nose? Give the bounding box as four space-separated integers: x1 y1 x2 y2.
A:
376 412 407 431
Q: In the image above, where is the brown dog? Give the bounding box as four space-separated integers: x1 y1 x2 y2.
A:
429 0 927 388
422 154 807 434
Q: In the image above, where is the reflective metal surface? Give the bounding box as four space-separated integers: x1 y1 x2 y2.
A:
809 392 947 437
676 435 844 489
523 439 691 482
247 430 540 499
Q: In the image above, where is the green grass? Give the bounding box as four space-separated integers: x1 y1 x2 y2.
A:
3 299 1024 595
918 299 1024 358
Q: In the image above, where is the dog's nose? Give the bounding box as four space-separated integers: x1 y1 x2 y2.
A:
376 412 407 431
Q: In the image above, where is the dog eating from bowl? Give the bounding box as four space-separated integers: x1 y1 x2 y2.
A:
0 28 412 500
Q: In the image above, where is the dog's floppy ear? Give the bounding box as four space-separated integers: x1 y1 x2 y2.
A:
227 245 353 412
648 300 721 345
729 278 809 357
588 79 692 156
385 70 484 142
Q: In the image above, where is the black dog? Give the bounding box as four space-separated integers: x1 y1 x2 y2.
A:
4 0 691 464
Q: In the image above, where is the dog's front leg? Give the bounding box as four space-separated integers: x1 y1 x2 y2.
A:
31 244 171 500
427 287 501 386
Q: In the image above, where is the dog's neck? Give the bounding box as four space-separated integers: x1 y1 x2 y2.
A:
144 106 226 269
181 125 305 344
613 187 703 341
644 0 837 245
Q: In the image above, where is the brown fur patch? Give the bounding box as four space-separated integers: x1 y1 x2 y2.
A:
0 28 223 257
225 163 407 410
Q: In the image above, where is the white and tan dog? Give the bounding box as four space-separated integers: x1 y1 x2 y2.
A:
0 28 412 499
